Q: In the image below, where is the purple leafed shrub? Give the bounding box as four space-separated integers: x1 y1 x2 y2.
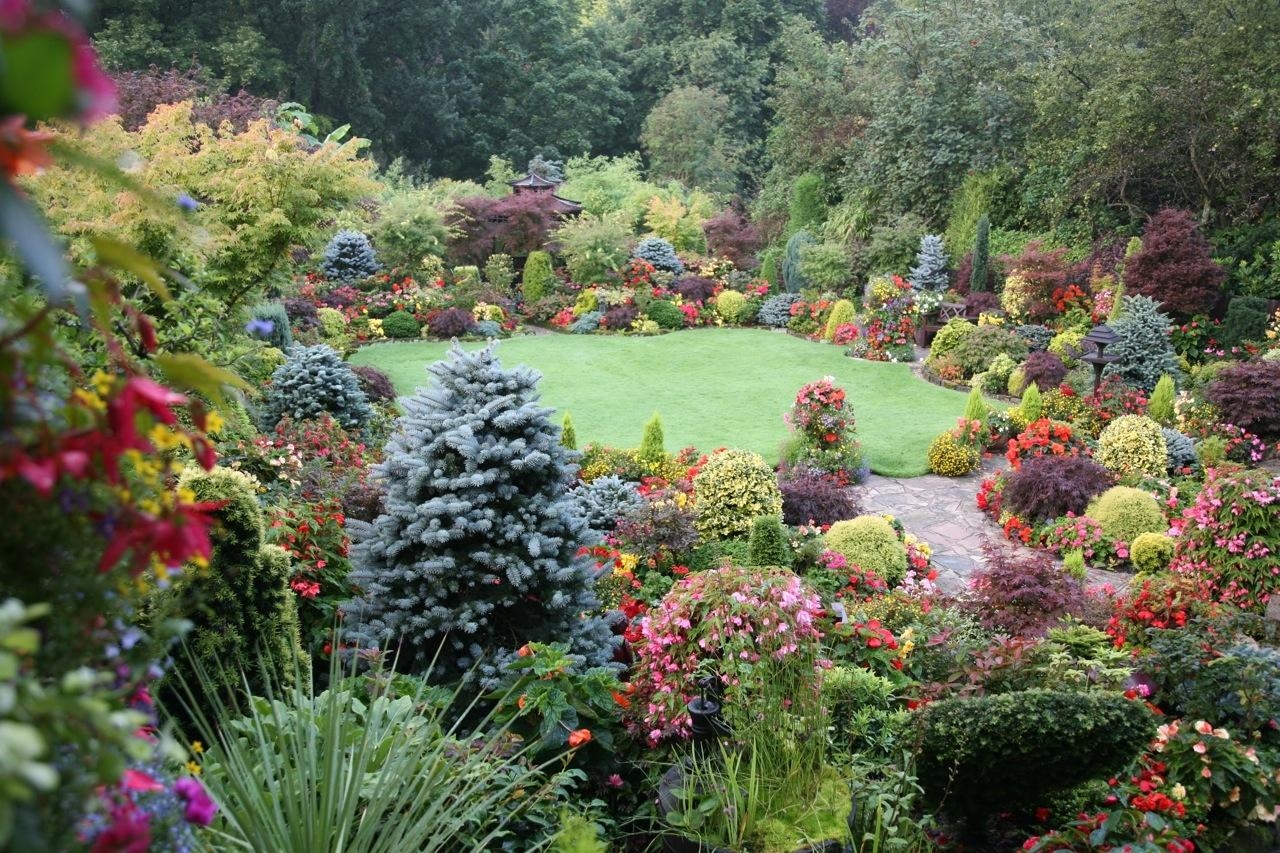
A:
427 308 476 339
1205 361 1280 440
703 207 763 270
351 365 397 403
965 541 1091 637
1020 350 1069 392
284 297 320 331
673 276 718 304
600 304 639 330
1001 454 1114 523
319 286 360 310
964 290 1001 315
779 466 862 527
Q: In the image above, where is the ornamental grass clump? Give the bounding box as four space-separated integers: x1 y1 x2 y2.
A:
627 565 825 745
824 516 908 587
693 448 783 539
781 377 866 483
915 690 1154 830
1096 414 1168 480
346 343 616 683
1170 468 1280 612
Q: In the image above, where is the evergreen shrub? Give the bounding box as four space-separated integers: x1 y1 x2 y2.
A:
747 515 792 567
782 230 817 293
949 326 1028 379
1221 296 1271 348
645 300 684 329
693 449 784 540
250 302 293 351
915 690 1153 824
1096 415 1168 479
380 310 421 339
346 343 617 681
1147 375 1176 426
632 236 683 275
824 516 908 587
1104 296 1180 392
908 234 949 292
258 344 372 433
1161 427 1198 473
1086 486 1168 546
323 230 379 282
1130 532 1175 574
521 251 556 303
823 299 856 341
568 475 644 536
758 293 801 326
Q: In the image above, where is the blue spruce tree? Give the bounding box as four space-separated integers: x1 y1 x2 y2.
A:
346 343 617 682
322 230 379 282
909 234 950 292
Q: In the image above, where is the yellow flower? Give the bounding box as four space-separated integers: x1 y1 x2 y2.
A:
203 411 225 434
185 760 202 775
191 741 204 755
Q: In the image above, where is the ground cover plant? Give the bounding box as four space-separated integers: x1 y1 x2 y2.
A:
351 330 969 477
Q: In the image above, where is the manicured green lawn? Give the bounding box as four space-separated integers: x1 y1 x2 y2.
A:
351 328 971 477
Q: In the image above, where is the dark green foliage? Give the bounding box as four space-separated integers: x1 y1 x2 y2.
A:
632 237 683 275
757 292 801 326
782 229 816 293
153 468 307 713
1221 295 1272 348
322 230 379 282
969 213 990 292
347 343 616 682
1104 295 1180 392
259 344 373 433
787 172 827 234
915 690 1154 824
380 310 421 339
1012 324 1054 353
638 412 665 461
746 515 791 567
1206 361 1280 439
645 299 684 329
521 251 555 304
250 302 293 351
948 325 1029 379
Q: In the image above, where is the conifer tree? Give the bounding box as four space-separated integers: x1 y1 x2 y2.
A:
969 214 990 293
561 411 578 450
1104 296 1180 392
910 234 950 292
346 343 616 682
322 230 379 282
638 412 665 462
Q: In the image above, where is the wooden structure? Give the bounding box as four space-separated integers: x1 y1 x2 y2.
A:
508 172 583 217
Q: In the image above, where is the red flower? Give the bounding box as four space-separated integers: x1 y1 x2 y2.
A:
567 728 592 748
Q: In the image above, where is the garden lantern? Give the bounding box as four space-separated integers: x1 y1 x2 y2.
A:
1081 324 1121 395
688 674 729 749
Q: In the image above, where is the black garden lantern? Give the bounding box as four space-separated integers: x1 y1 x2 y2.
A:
1081 324 1121 396
688 674 729 749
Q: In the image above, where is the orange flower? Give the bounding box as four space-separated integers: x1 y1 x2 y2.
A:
611 690 631 709
517 644 532 657
567 728 592 748
0 117 53 179
517 694 527 710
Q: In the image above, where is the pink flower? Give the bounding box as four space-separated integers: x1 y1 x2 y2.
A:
174 777 218 826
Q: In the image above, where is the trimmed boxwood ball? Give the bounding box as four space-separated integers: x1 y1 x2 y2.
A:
380 310 421 339
824 515 908 587
258 344 372 433
714 289 747 323
915 689 1154 826
1130 531 1176 574
1087 485 1168 547
927 432 979 477
693 448 784 540
1096 414 1168 480
645 299 684 330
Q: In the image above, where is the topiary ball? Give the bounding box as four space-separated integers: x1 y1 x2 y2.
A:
1096 415 1168 480
692 449 784 540
645 299 685 330
715 289 747 324
1130 532 1176 575
927 432 980 477
1086 486 1168 547
381 310 421 339
824 515 908 587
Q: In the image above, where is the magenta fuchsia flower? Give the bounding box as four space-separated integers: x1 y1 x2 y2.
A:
174 777 218 826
